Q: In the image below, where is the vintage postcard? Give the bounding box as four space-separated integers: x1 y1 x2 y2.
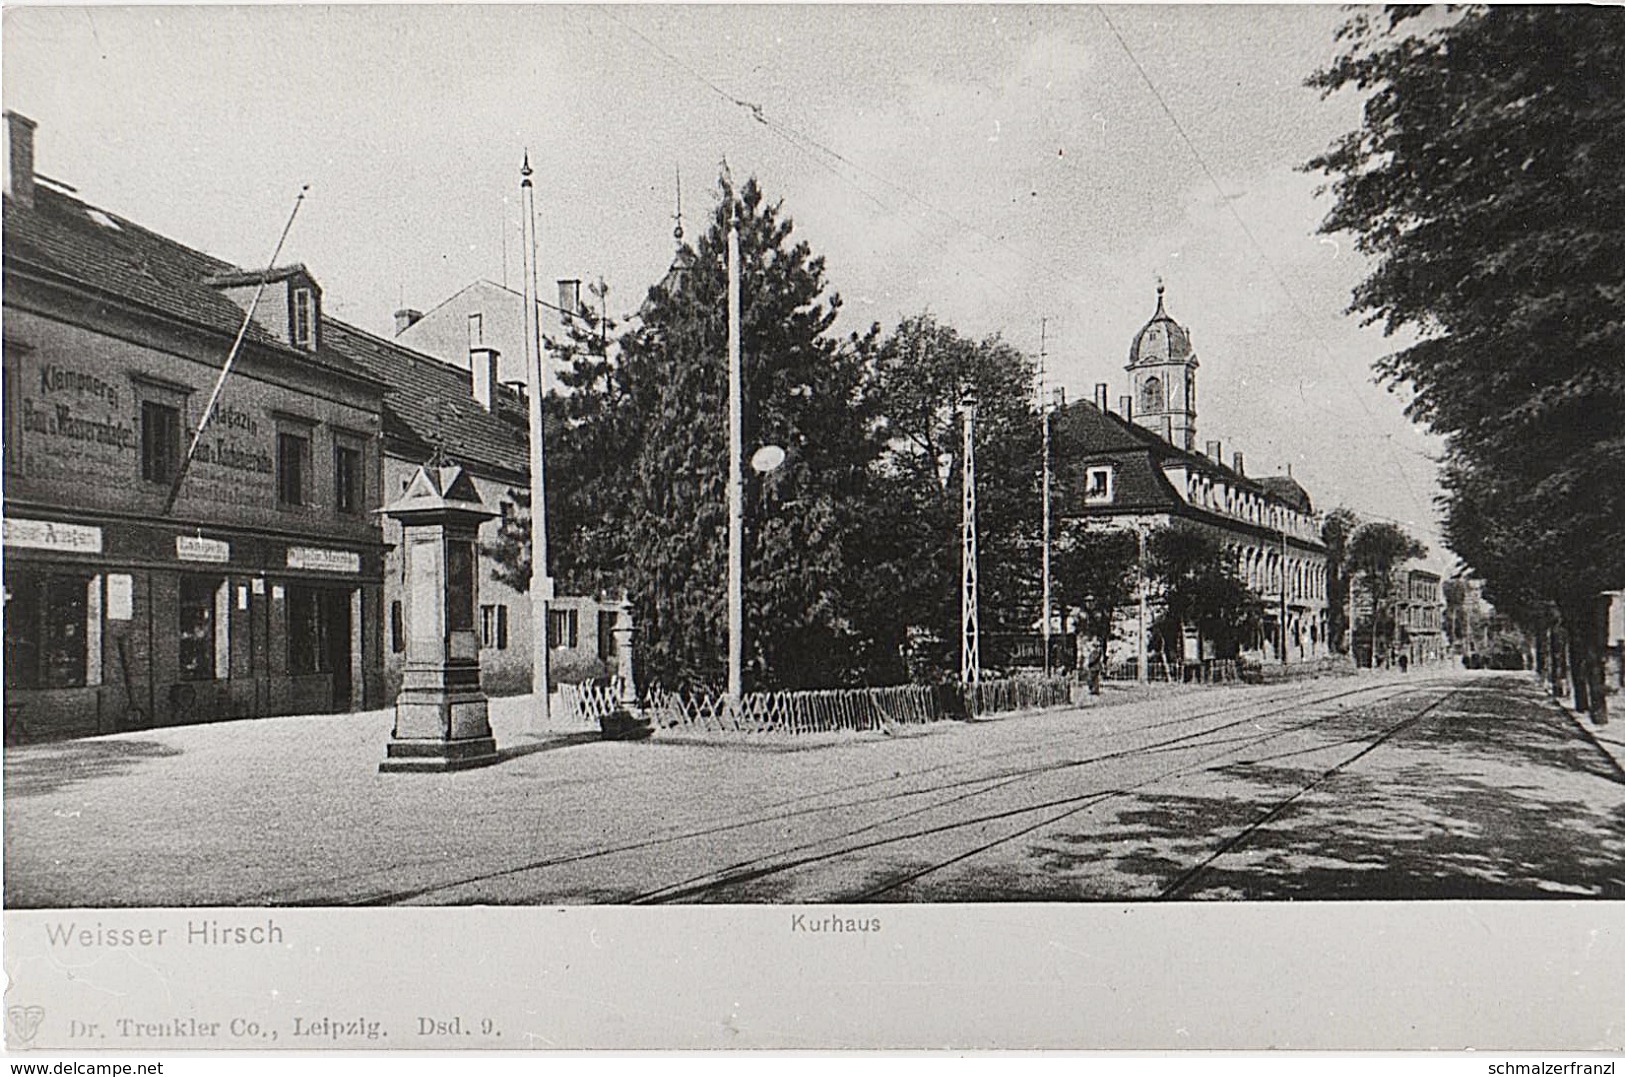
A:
3 3 1621 1056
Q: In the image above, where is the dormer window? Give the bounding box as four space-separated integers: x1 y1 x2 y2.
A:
292 287 317 350
1084 465 1116 505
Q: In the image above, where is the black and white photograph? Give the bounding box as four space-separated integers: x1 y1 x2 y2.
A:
2 1 1622 1057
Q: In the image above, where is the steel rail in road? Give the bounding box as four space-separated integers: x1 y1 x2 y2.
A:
328 676 1460 907
631 682 1462 904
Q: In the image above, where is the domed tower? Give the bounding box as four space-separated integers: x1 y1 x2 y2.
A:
1127 281 1199 450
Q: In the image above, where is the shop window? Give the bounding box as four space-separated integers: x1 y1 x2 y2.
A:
277 431 309 506
548 608 578 649
4 569 92 689
334 443 362 514
390 600 405 654
288 586 334 675
142 400 182 484
178 575 221 681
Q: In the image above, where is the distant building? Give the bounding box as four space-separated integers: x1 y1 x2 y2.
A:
1396 568 1446 666
1055 285 1331 665
3 111 387 739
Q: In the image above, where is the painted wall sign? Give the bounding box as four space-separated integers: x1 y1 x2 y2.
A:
287 546 360 574
3 517 104 553
176 535 231 563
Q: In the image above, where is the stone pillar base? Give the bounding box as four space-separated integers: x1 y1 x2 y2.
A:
379 736 500 773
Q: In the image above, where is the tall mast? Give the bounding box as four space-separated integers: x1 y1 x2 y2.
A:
521 151 551 720
726 194 744 708
1039 317 1052 677
960 386 981 696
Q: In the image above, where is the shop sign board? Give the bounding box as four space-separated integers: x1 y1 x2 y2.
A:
3 517 103 554
176 535 231 563
286 546 360 574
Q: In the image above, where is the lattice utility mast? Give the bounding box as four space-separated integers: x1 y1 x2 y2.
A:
960 387 981 689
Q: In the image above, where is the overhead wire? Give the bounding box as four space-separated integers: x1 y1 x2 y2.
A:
1092 4 1437 528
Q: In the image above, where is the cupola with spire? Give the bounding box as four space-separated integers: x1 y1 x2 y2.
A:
1126 280 1199 450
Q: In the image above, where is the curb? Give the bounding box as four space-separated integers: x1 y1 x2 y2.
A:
1543 679 1625 781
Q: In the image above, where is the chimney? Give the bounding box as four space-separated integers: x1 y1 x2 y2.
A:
1232 451 1246 476
557 279 581 325
1119 395 1134 422
1052 387 1066 410
394 308 424 335
1094 383 1109 410
5 111 37 208
471 347 501 411
1206 440 1221 461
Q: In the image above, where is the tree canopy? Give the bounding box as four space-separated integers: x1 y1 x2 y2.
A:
1307 6 1624 715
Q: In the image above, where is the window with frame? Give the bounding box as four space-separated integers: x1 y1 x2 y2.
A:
1140 376 1164 414
292 287 317 350
288 586 334 675
1083 465 1115 505
334 443 362 514
141 400 182 484
480 604 510 650
548 608 578 649
4 569 92 689
277 431 310 506
597 609 619 659
178 575 220 682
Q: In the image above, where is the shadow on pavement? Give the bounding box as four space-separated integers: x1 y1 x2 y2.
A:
4 738 184 798
1027 682 1625 900
494 731 602 762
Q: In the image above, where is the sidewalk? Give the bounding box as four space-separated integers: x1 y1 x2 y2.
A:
1541 676 1625 778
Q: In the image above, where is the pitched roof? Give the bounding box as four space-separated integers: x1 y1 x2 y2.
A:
3 186 365 381
321 318 530 480
1255 474 1314 513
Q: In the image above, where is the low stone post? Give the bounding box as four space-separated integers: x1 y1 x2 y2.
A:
378 464 500 773
613 599 638 712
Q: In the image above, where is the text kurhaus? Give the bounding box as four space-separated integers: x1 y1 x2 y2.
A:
791 914 881 933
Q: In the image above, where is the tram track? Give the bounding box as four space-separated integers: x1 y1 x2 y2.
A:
344 676 1452 906
630 682 1461 904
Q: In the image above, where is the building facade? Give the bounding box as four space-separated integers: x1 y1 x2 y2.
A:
1056 286 1331 665
3 112 387 741
328 317 623 699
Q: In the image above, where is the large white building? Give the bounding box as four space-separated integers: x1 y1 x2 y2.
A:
1056 286 1331 665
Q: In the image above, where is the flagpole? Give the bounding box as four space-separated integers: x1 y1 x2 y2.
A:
521 151 551 725
162 185 308 515
726 196 744 710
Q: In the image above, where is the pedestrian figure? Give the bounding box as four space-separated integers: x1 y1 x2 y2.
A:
1087 646 1104 696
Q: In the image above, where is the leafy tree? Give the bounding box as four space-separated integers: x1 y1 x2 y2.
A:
1307 5 1625 718
1319 507 1360 655
1346 521 1427 667
1147 522 1262 661
860 314 1042 668
1053 522 1140 662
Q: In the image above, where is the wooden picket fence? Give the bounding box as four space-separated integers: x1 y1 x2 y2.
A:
966 675 1073 716
645 684 942 735
558 674 1076 737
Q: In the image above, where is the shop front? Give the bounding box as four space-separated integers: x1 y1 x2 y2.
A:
3 514 383 742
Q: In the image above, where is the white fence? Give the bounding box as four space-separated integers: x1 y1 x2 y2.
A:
556 675 1077 736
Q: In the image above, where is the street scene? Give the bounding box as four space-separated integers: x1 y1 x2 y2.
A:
5 669 1623 905
4 5 1623 911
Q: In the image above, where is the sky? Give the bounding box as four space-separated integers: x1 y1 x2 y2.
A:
2 3 1453 567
